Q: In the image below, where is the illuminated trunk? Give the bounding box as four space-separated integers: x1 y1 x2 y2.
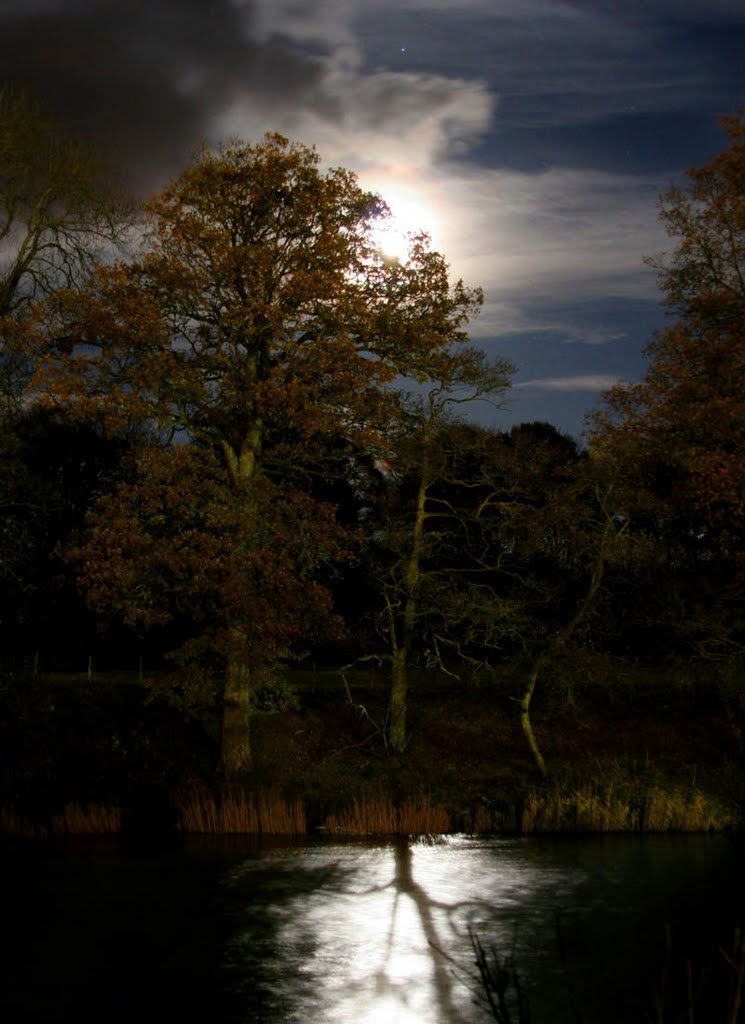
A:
520 656 548 779
518 507 612 779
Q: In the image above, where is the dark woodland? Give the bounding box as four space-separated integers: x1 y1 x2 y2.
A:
1 92 744 839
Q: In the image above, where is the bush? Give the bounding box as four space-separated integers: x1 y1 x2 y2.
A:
250 674 299 713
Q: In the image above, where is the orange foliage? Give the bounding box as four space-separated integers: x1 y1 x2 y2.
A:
590 114 745 556
17 134 484 767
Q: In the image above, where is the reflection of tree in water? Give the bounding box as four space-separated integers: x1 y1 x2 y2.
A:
220 835 745 1023
366 840 488 1022
222 840 501 1023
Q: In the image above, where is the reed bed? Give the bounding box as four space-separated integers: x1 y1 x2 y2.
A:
50 802 123 835
176 786 306 834
0 805 48 838
520 782 734 834
643 786 732 832
0 802 123 837
323 794 450 835
463 802 522 835
469 804 499 835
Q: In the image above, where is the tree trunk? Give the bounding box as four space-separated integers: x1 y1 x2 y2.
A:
218 416 261 777
520 658 548 778
219 656 252 776
386 454 428 755
517 495 616 778
389 650 408 754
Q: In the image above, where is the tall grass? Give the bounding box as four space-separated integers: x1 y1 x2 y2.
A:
0 805 48 838
323 793 450 835
0 802 123 837
1 782 734 840
463 803 522 835
176 786 306 834
470 928 532 1024
643 786 732 831
520 782 734 834
472 926 745 1024
51 802 122 835
650 925 745 1024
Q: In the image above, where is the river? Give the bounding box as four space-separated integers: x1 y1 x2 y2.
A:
2 833 743 1022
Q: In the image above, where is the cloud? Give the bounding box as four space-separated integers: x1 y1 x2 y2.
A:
245 0 358 49
0 0 732 357
219 70 493 176
356 0 743 135
0 0 494 194
364 0 585 19
515 374 624 391
475 308 634 346
405 162 668 340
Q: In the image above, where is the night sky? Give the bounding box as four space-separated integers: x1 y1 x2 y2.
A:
3 0 745 438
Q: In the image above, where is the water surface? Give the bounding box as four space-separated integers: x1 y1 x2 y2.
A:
2 833 742 1022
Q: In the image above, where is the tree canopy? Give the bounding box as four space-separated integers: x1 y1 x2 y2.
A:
4 111 745 784
590 112 745 664
22 133 485 773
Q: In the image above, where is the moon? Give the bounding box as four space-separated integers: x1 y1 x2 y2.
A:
370 185 440 262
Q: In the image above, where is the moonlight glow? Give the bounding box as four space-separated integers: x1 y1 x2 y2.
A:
371 186 441 262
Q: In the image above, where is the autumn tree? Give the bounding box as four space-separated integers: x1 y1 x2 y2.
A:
590 113 745 667
67 444 348 720
27 134 483 774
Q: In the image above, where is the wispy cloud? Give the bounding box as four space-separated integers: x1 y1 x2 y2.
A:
2 0 741 441
426 164 666 339
515 374 624 391
219 70 494 174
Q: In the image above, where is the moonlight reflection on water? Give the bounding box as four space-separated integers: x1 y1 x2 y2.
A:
222 834 744 1023
224 836 587 1023
1 833 740 1023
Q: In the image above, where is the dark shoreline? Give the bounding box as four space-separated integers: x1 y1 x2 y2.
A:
3 666 743 839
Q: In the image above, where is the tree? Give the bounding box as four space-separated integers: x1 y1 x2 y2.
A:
26 134 483 774
439 422 623 777
509 453 628 778
366 358 513 754
590 113 745 662
67 443 348 720
651 112 745 324
0 88 130 317
0 88 131 411
368 416 630 773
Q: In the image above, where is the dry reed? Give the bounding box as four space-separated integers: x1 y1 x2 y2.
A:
50 802 123 835
0 805 47 838
520 783 734 834
177 786 306 834
323 793 450 835
1 801 123 837
469 804 498 834
642 786 731 832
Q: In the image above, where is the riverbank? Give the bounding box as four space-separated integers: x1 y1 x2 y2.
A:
2 667 743 837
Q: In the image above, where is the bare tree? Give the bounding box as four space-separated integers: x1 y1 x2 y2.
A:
0 88 132 317
0 88 133 409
